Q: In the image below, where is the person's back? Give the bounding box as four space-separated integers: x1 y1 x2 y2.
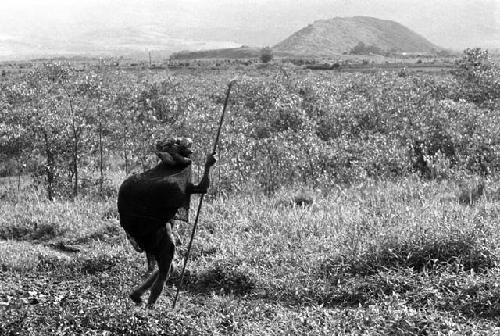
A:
118 160 190 223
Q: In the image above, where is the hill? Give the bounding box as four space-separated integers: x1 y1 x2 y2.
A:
273 16 441 56
170 46 262 60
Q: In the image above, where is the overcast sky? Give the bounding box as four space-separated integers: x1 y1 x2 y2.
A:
1 0 499 49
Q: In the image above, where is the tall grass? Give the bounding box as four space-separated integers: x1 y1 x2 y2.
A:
2 177 500 334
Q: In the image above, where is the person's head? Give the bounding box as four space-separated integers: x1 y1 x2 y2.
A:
174 137 193 157
156 137 193 166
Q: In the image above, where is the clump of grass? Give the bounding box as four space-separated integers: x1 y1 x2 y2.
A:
321 230 497 277
193 259 257 296
0 241 71 272
323 269 418 307
458 180 485 206
101 206 119 221
0 223 32 240
36 251 74 272
274 187 316 208
0 220 63 241
318 268 465 309
79 254 121 275
332 269 500 321
187 245 218 261
292 194 314 207
30 223 60 241
72 224 121 244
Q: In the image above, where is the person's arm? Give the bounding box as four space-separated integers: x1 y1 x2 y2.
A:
187 153 216 194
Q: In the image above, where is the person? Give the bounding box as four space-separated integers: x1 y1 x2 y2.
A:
117 137 216 307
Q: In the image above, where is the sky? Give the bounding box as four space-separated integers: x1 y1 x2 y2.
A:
0 0 499 50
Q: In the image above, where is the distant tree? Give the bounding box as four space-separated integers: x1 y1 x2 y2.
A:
453 48 500 106
18 65 73 200
260 47 274 63
350 42 384 55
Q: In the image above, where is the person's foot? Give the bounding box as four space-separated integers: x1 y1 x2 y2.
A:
129 292 142 305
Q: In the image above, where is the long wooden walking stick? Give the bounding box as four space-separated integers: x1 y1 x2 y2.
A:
172 80 236 309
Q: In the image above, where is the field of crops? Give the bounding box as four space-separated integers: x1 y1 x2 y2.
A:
1 49 500 334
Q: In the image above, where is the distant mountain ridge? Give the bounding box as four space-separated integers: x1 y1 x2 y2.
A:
0 25 241 61
273 16 441 55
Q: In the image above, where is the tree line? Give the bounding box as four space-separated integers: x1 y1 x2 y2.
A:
1 49 499 200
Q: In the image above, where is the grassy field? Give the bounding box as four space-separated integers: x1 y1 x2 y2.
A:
2 175 500 335
1 50 500 334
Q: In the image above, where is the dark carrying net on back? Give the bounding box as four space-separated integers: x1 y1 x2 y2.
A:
118 164 192 221
117 136 194 251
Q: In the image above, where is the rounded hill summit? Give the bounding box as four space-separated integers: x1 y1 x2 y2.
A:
273 16 441 55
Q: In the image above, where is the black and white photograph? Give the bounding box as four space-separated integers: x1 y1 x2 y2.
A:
1 0 499 334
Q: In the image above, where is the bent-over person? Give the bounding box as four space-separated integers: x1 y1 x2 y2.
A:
117 137 216 308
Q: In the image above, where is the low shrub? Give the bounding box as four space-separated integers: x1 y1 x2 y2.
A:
0 223 32 240
30 223 59 241
319 267 500 321
322 269 425 307
72 224 121 245
194 259 257 296
0 241 71 272
101 206 119 221
321 230 497 277
0 221 63 241
79 254 121 275
36 251 74 272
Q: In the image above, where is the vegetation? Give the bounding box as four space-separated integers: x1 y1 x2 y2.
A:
273 16 439 56
1 48 500 334
2 178 500 334
260 47 274 64
349 41 385 55
2 49 498 197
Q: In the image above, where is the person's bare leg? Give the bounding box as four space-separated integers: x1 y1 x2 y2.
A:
146 226 175 308
146 252 156 274
130 270 159 304
146 271 168 309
